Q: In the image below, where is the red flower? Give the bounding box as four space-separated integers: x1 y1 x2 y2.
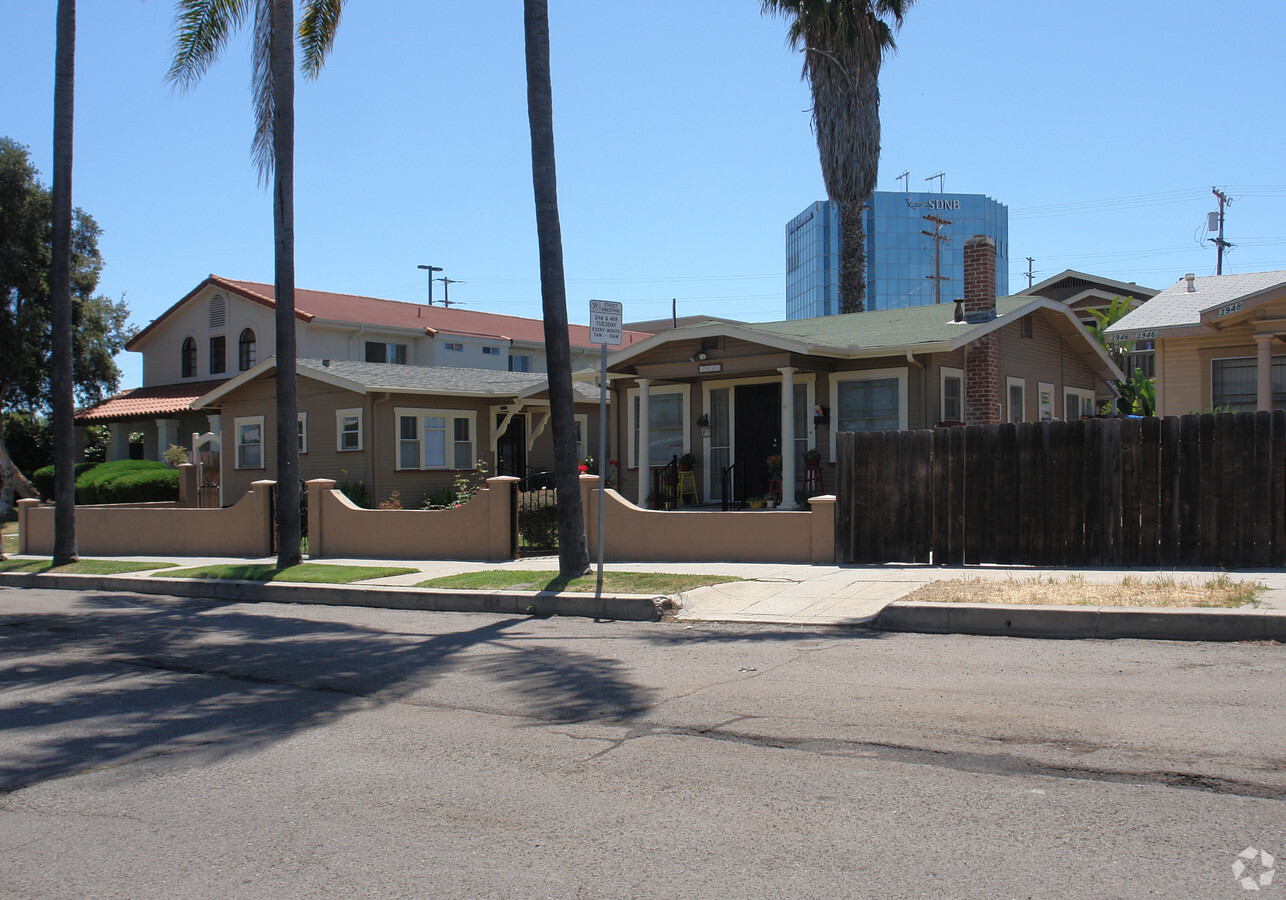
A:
578 464 589 473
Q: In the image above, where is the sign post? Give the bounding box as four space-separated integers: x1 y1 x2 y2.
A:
588 299 623 594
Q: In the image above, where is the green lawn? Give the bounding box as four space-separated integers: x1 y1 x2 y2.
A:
0 558 178 575
1 521 17 555
418 570 743 594
160 563 416 584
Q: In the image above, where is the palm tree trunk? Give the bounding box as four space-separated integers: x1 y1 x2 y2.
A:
271 0 301 568
838 200 867 314
50 0 78 565
523 0 588 577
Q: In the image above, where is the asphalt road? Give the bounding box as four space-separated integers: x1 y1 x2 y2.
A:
1 587 1282 899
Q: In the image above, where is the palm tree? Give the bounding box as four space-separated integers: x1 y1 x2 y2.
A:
50 0 78 565
169 0 345 568
523 0 589 576
762 0 912 313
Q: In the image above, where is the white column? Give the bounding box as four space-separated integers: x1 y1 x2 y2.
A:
156 418 179 459
108 422 130 461
637 378 650 506
778 366 798 509
206 413 222 440
1255 333 1274 412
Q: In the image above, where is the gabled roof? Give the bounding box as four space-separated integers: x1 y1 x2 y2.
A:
193 358 600 409
608 296 1126 384
128 275 653 351
74 379 229 422
1027 269 1158 304
1105 270 1286 336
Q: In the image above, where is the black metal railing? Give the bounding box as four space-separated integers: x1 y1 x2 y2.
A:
720 461 743 511
651 456 679 510
516 470 558 554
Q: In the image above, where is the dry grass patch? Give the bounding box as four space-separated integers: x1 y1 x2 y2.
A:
902 573 1263 609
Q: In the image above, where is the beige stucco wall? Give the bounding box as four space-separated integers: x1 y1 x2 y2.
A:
307 476 517 561
18 481 274 557
578 475 835 564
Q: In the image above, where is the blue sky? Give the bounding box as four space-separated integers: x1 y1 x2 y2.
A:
5 1 1285 390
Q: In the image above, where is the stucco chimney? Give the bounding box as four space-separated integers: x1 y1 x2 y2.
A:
963 235 997 323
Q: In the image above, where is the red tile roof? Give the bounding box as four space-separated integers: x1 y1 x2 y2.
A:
128 275 652 351
74 379 229 422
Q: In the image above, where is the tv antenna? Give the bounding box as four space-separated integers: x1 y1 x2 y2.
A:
925 171 945 194
895 170 910 192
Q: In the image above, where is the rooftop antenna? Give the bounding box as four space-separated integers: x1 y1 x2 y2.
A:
417 264 443 305
895 170 910 192
437 276 466 307
925 172 945 194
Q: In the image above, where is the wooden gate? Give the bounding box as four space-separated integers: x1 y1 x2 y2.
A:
835 411 1286 568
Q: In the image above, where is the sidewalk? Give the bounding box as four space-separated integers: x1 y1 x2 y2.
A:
2 553 1283 630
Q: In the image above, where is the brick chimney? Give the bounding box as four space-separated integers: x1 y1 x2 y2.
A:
963 235 1000 425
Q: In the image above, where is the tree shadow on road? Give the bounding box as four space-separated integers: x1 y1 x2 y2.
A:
0 592 655 794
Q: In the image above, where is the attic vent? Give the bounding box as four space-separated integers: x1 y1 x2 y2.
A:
209 295 227 329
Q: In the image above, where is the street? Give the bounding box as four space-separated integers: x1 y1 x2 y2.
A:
1 587 1282 899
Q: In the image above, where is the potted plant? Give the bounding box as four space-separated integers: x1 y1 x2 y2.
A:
746 495 766 510
802 447 822 466
766 454 783 476
677 451 697 471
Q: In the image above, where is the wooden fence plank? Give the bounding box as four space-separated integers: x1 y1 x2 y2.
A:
963 426 983 564
949 425 966 565
1178 415 1202 566
1251 411 1272 567
931 427 949 564
1062 421 1084 567
1120 417 1141 567
1273 410 1286 566
1030 422 1050 566
1216 413 1237 567
1081 419 1102 566
994 424 1017 564
1234 412 1256 568
1014 423 1034 563
911 430 933 564
1139 416 1161 567
1198 414 1216 567
1160 416 1181 567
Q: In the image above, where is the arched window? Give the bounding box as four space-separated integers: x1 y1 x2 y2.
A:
181 337 197 378
239 328 257 371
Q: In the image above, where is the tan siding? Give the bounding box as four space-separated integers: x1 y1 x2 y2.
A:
998 312 1101 420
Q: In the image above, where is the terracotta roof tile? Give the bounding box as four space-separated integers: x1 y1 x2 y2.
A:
75 379 229 422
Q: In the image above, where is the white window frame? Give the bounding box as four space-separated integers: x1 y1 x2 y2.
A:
625 383 690 469
394 407 478 471
829 367 909 458
509 353 532 372
699 374 817 503
1006 377 1026 424
443 342 464 352
234 416 265 470
940 366 964 424
574 413 589 462
482 346 500 356
1065 387 1095 420
1038 382 1055 421
297 413 308 454
336 407 364 452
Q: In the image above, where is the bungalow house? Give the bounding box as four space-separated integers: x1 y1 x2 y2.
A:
603 237 1125 508
1105 270 1286 416
1027 269 1158 375
74 274 649 465
194 357 603 508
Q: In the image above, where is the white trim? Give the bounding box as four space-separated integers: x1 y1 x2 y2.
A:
1006 377 1026 424
939 366 964 424
336 407 364 452
698 373 816 502
297 412 308 454
625 383 690 469
1064 386 1095 420
394 407 478 470
233 416 265 470
575 413 590 462
829 367 909 458
1038 382 1055 421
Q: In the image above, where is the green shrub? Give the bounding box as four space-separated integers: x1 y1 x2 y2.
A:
74 459 178 504
518 500 559 550
32 462 100 500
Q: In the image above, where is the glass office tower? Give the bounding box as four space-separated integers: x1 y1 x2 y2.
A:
785 192 1008 318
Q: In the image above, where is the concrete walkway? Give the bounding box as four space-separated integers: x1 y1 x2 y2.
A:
3 553 1283 627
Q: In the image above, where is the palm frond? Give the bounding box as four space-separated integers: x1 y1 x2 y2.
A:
167 0 252 91
299 0 346 81
250 0 276 182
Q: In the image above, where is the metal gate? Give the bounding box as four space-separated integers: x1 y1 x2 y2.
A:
193 431 221 508
516 469 558 555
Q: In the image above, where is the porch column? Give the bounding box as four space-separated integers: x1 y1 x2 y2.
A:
206 413 222 443
156 418 179 459
1255 333 1275 412
778 366 798 509
108 422 130 460
637 378 650 506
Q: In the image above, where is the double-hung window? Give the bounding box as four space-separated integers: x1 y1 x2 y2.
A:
337 408 363 452
940 367 963 424
1007 377 1026 424
832 369 906 433
235 416 264 469
1212 356 1286 411
627 387 688 468
365 341 408 364
396 408 477 470
1064 387 1095 420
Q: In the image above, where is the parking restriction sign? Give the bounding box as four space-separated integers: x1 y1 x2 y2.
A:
589 299 623 346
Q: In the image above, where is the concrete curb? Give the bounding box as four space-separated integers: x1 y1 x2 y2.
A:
878 601 1286 642
0 572 664 622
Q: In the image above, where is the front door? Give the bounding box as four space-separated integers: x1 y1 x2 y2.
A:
496 414 527 477
734 382 781 501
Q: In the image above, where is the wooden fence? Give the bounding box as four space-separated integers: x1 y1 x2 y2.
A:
834 411 1286 568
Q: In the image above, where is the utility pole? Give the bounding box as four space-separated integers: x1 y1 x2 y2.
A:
1208 187 1233 275
417 264 443 305
437 276 465 307
896 170 910 192
1026 257 1036 288
925 171 945 194
921 214 951 305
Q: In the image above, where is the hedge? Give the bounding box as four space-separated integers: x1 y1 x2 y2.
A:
32 462 100 500
75 459 179 504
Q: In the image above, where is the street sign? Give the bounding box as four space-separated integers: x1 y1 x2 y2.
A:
589 299 623 346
